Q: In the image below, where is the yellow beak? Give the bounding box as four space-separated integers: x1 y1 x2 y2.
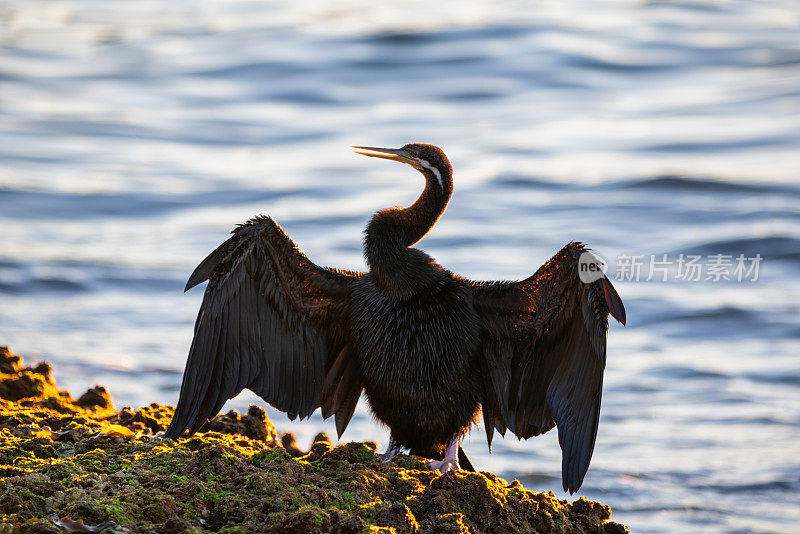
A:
352 146 418 167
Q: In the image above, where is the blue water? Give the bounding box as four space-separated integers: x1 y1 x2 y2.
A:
2 1 799 532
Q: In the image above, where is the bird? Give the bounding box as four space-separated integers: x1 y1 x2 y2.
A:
165 143 626 493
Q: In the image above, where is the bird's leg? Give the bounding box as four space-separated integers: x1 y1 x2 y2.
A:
427 436 461 473
381 435 403 462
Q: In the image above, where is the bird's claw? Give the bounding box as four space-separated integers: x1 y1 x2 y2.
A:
381 436 402 463
426 457 460 473
426 436 461 473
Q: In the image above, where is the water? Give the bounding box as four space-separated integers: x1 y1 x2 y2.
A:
1 1 799 531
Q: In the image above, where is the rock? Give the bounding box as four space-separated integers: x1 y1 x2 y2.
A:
302 438 333 462
0 345 628 533
374 502 419 533
0 346 22 373
605 523 629 534
75 386 114 410
0 350 62 402
113 403 176 435
32 362 53 378
23 472 51 484
200 405 277 444
160 516 189 534
281 432 305 457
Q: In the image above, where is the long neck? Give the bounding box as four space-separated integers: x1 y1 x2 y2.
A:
363 167 453 292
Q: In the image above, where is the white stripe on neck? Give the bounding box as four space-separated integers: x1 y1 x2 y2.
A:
419 160 443 189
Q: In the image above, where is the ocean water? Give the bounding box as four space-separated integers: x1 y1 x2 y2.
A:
1 1 799 532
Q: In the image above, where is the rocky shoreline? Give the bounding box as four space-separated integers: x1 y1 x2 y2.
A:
0 346 627 533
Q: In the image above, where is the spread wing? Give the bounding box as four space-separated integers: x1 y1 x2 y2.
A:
471 242 626 493
165 216 364 439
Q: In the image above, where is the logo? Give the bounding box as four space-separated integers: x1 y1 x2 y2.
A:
578 251 608 283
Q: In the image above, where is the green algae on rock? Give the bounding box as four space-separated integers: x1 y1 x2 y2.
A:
0 347 628 533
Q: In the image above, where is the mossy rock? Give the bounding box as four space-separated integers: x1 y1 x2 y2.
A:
0 346 627 533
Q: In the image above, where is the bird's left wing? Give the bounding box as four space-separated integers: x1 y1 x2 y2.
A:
165 216 364 439
470 242 625 493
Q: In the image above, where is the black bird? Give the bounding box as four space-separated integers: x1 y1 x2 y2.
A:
165 143 626 493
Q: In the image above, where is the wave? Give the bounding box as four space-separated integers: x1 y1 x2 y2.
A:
697 480 798 495
623 175 800 195
635 135 792 153
664 306 753 322
189 60 308 80
743 372 800 387
356 25 534 47
634 304 752 326
646 304 798 341
0 186 326 221
491 172 566 189
0 258 185 295
645 365 728 381
0 275 184 295
563 53 671 73
0 278 87 294
680 236 800 262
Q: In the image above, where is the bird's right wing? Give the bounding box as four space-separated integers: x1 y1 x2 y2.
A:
165 216 364 439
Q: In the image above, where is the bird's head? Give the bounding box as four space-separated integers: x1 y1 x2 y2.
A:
353 143 452 192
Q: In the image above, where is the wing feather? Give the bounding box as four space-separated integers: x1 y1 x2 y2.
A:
165 216 363 439
333 354 362 438
471 242 625 493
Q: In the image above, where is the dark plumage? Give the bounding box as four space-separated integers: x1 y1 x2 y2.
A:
166 143 626 493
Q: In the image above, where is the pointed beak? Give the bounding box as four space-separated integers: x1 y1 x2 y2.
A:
352 146 418 166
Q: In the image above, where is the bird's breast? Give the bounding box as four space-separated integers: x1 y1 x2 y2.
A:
348 276 480 394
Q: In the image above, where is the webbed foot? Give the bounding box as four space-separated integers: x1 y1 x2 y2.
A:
426 436 461 473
